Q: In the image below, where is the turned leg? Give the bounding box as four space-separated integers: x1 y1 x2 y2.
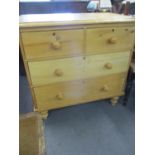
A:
110 97 119 106
40 111 48 119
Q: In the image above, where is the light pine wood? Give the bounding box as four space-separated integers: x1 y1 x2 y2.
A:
33 73 125 111
104 63 113 69
54 69 63 77
19 13 134 28
19 13 135 116
21 29 84 59
86 27 134 54
110 97 119 106
28 52 130 86
40 111 48 119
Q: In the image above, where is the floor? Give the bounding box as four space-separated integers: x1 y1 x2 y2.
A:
19 75 135 155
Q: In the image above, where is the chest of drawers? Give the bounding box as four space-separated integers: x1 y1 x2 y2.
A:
19 13 135 118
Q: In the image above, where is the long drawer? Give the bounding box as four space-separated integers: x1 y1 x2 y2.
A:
34 73 126 111
21 29 84 59
28 52 130 86
86 26 134 54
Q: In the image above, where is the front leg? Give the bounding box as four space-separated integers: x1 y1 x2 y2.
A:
40 111 48 119
110 97 119 106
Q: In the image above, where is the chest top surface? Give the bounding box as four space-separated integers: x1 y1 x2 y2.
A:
19 13 135 28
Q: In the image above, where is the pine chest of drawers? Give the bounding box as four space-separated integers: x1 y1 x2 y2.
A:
19 13 135 118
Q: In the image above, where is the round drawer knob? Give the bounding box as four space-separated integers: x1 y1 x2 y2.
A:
100 85 109 92
56 92 64 100
104 63 112 69
51 40 61 49
108 37 117 44
54 69 63 76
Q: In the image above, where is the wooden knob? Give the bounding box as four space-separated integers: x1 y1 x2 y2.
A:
108 37 117 44
51 40 60 49
56 92 64 100
54 69 63 76
104 63 112 69
100 85 109 92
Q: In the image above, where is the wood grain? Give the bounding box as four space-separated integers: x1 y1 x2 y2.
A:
34 73 126 111
21 29 84 59
20 35 38 109
28 52 130 86
86 27 134 54
19 112 45 155
19 13 134 113
19 13 135 28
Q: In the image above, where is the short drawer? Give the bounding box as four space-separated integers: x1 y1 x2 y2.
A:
28 52 130 86
34 73 126 111
21 29 84 59
86 27 134 54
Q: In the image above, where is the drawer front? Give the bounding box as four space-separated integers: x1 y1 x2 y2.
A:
21 29 84 59
86 27 134 54
34 73 126 111
28 52 130 86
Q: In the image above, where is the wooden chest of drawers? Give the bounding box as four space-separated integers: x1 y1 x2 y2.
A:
19 13 135 118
